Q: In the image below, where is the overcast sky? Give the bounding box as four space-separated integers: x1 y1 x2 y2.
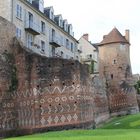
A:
44 0 140 74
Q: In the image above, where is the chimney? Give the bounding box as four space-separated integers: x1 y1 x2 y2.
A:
125 29 130 42
83 34 89 41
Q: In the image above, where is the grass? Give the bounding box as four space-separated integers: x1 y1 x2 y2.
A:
100 113 140 129
5 113 140 140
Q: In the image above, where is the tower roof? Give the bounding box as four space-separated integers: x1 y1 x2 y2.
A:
98 28 129 46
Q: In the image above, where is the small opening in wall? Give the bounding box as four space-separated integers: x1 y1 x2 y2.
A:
37 85 40 88
71 63 74 65
111 74 114 79
73 82 75 85
63 83 65 85
113 60 116 64
119 67 123 70
59 103 61 106
40 105 42 108
75 101 77 104
62 64 65 67
49 104 51 107
50 84 52 87
48 64 51 68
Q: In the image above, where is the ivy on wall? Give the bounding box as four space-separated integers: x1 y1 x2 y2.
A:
134 80 140 94
3 51 18 92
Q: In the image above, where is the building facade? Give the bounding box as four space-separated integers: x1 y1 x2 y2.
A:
0 0 79 59
78 34 99 74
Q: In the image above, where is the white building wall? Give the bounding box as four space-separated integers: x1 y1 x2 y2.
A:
78 37 99 72
0 0 12 22
0 0 79 59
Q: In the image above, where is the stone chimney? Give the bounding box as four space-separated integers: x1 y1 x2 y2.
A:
83 34 89 41
125 29 130 42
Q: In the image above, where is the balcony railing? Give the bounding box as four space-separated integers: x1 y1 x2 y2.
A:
49 36 61 47
25 20 40 35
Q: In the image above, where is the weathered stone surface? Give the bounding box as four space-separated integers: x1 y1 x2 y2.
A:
92 76 110 124
0 17 139 138
99 41 139 116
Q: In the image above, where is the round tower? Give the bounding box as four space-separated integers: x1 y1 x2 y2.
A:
98 28 139 116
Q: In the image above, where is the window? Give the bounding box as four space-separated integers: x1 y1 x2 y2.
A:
41 41 45 53
60 19 63 27
120 44 126 51
41 21 45 34
16 4 22 20
61 51 64 58
50 11 54 20
71 43 74 52
28 12 33 27
60 35 63 46
16 28 21 39
27 34 33 48
52 29 55 40
66 39 69 49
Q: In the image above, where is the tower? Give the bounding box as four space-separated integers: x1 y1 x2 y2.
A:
98 28 139 116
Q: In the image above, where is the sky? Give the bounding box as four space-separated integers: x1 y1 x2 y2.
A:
44 0 140 74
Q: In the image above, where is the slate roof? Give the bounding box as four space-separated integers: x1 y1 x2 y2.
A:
98 28 129 46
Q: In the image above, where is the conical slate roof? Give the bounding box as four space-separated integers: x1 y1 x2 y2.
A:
98 28 129 46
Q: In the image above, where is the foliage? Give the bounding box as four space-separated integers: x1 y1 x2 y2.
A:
2 51 18 92
134 80 140 94
88 60 94 74
9 66 18 92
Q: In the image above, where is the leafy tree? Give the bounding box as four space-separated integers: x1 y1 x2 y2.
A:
134 80 140 94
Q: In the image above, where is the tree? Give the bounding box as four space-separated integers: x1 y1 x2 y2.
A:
134 80 140 94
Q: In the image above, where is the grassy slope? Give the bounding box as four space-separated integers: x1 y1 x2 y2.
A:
100 113 140 129
5 113 140 140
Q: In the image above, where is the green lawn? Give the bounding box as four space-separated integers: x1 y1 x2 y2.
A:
5 113 140 140
100 113 140 129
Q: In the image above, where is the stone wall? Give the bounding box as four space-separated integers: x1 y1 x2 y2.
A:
0 17 16 54
99 43 139 116
0 40 96 137
0 16 139 138
92 76 110 125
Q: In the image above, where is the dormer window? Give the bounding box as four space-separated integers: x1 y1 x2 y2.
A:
60 19 63 27
50 11 54 20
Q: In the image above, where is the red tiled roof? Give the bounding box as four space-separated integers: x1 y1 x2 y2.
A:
98 28 129 46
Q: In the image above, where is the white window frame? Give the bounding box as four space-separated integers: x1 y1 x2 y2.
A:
41 21 45 34
41 40 45 53
16 27 22 39
27 34 33 48
16 4 22 20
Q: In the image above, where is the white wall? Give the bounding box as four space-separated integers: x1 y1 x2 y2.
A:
0 0 12 22
78 36 99 72
11 0 78 59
